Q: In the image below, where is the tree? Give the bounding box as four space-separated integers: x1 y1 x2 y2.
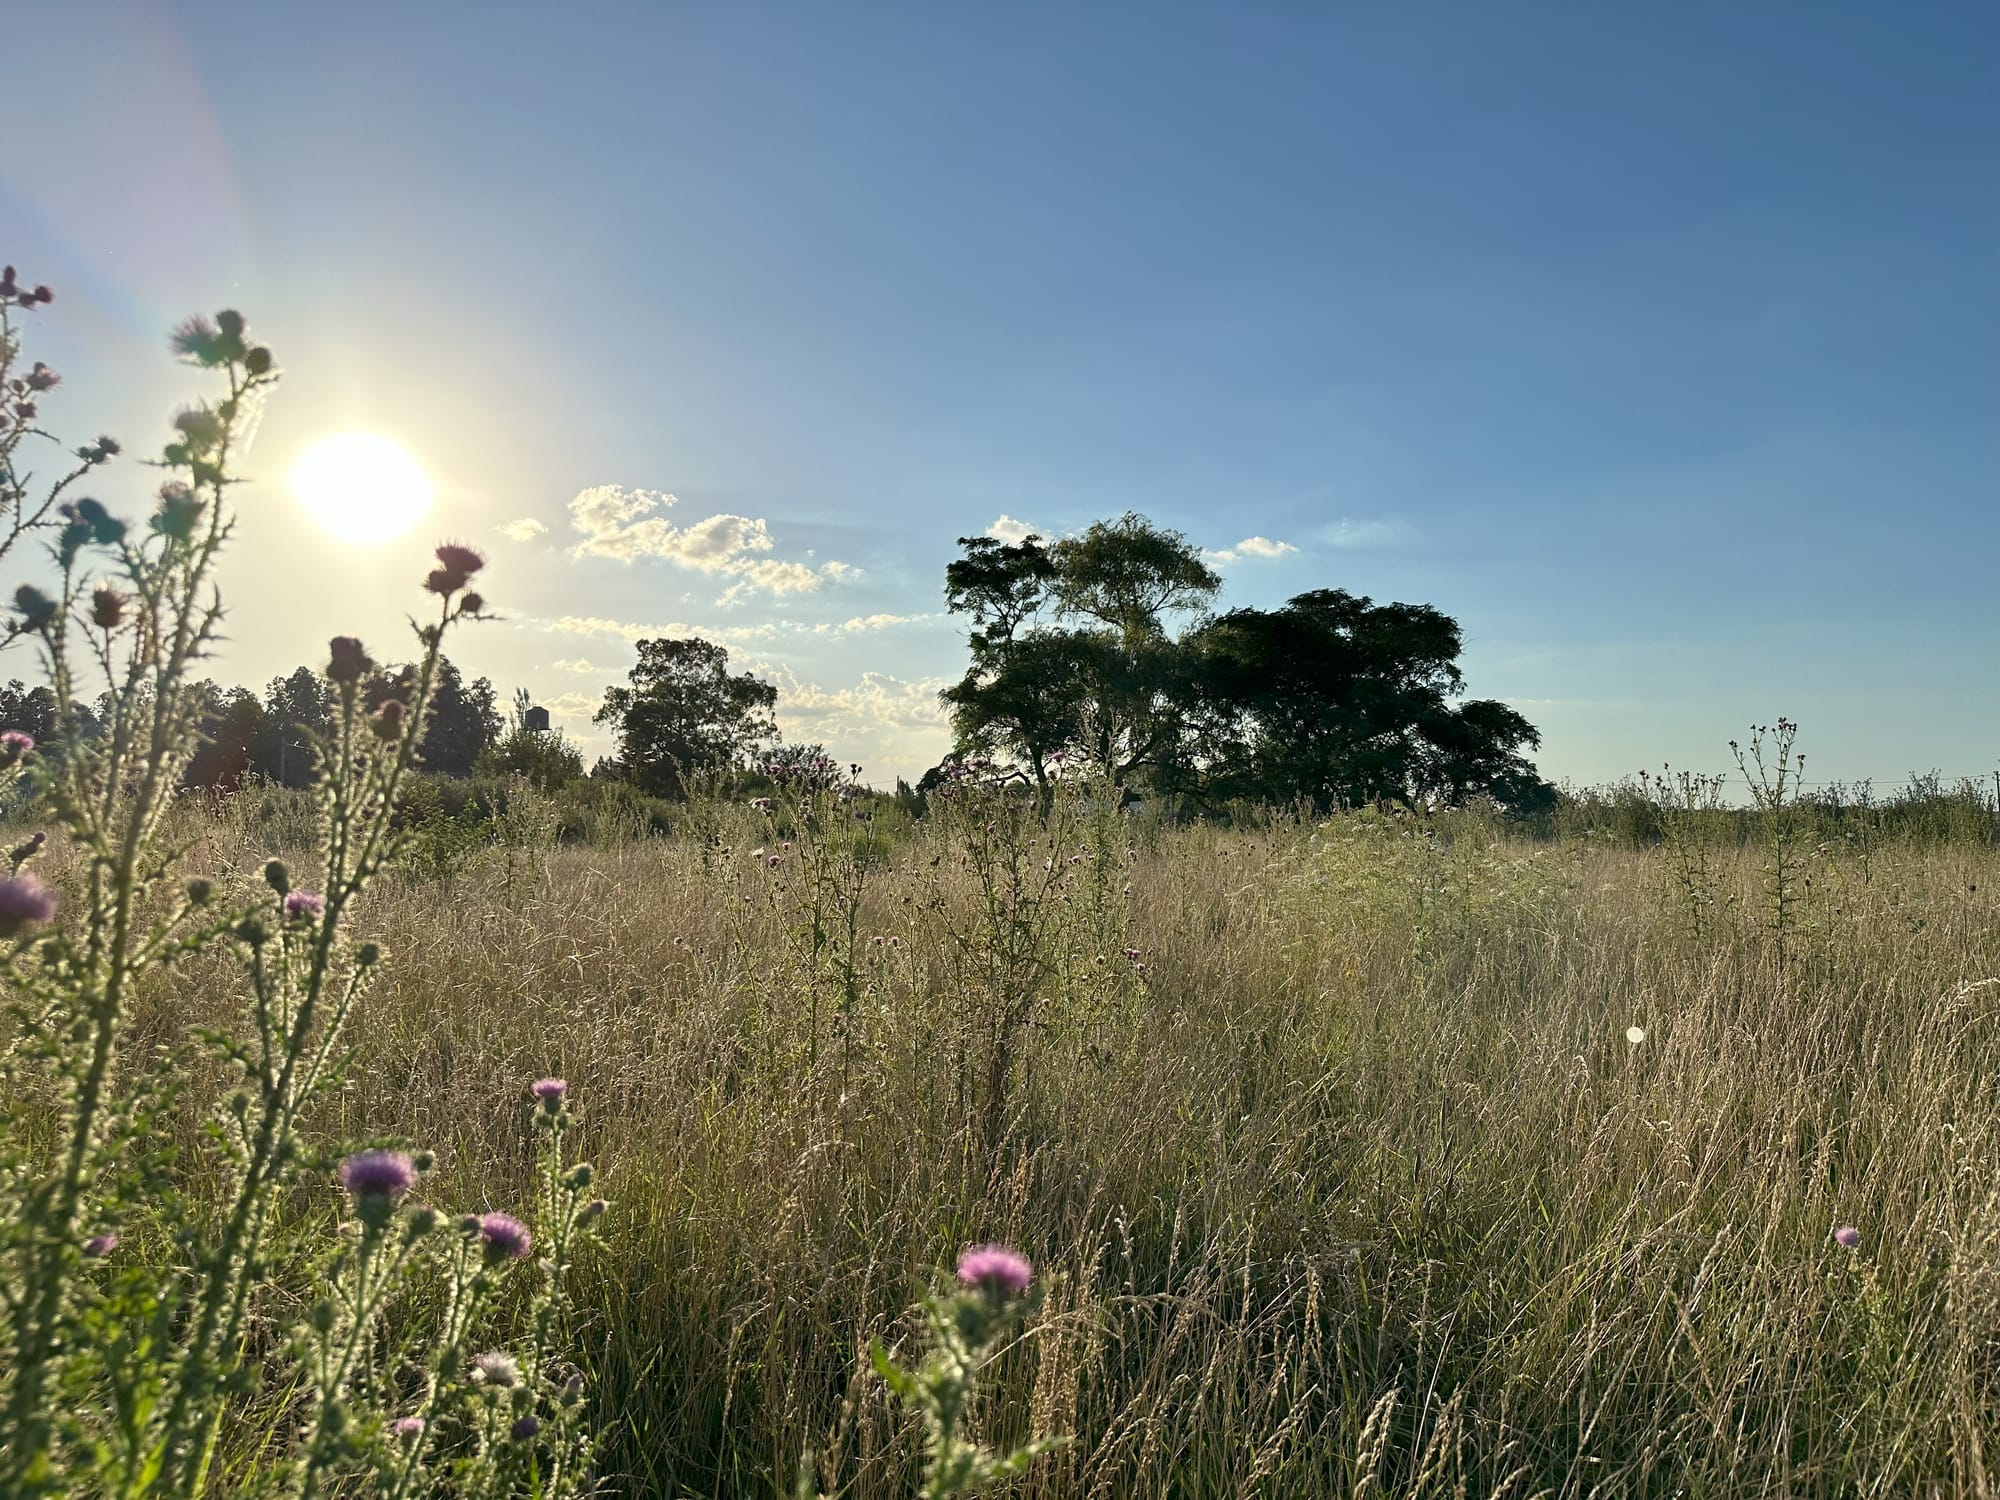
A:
183 681 264 791
942 514 1217 792
941 515 1551 813
1184 589 1552 811
476 690 584 790
250 666 332 787
416 656 501 777
593 637 776 798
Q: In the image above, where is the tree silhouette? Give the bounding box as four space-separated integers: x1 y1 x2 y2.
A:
593 637 776 798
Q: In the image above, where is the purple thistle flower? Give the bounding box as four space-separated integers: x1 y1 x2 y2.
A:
510 1414 540 1441
82 1233 119 1258
955 1243 1033 1296
0 872 58 938
1833 1224 1861 1250
476 1212 532 1261
389 1415 425 1440
1 729 34 760
530 1077 567 1103
283 890 324 921
338 1149 418 1203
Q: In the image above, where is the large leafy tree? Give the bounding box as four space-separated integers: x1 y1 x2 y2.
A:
942 516 1551 812
942 513 1218 792
249 665 332 787
1185 589 1551 811
416 656 502 777
594 637 777 798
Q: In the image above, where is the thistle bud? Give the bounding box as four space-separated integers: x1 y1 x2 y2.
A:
13 586 56 630
186 878 214 905
356 942 382 967
263 860 290 895
90 588 126 630
369 699 406 740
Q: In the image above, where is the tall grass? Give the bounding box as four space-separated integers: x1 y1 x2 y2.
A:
78 788 1995 1496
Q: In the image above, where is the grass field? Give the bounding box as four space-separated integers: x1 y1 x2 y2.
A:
93 783 1997 1498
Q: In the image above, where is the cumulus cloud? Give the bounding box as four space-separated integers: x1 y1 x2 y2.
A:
566 485 852 597
497 517 547 542
987 514 1041 545
1207 535 1298 564
539 691 600 719
550 657 602 673
764 668 955 782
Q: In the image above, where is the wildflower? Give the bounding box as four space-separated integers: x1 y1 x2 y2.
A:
510 1415 540 1441
530 1077 567 1112
326 636 372 684
369 699 406 741
173 406 224 452
153 482 205 541
284 890 323 921
1833 1225 1861 1250
579 1198 608 1225
459 591 485 614
82 1234 118 1258
90 588 127 630
389 1416 425 1441
0 729 34 762
1625 1026 1646 1046
24 362 59 393
471 1350 520 1387
338 1149 418 1205
955 1243 1033 1296
476 1212 532 1262
435 543 485 577
0 872 58 937
13 586 56 629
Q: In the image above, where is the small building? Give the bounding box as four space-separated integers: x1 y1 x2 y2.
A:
524 705 551 733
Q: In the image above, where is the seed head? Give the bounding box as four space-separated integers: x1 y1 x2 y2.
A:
472 1350 519 1387
326 636 372 684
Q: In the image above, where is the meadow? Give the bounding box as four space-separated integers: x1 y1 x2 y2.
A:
85 773 1998 1497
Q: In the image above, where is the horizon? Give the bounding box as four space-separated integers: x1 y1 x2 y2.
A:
6 2 1995 789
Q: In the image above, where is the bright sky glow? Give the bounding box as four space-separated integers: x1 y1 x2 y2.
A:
290 434 434 545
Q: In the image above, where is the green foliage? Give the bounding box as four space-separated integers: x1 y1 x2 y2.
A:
593 636 777 798
941 517 1554 812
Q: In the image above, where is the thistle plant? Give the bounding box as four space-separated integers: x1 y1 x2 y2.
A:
0 271 605 1496
1731 718 1808 988
866 1245 1063 1500
1638 763 1729 941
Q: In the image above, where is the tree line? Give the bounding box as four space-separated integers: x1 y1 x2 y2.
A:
1 511 1551 814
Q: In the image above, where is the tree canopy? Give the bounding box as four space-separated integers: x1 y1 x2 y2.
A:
593 637 777 798
941 514 1552 812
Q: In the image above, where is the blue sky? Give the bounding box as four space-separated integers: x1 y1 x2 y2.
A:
7 2 1995 787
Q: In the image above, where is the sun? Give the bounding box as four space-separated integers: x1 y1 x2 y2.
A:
290 433 434 544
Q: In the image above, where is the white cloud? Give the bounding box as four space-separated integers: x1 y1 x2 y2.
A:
764 667 954 782
497 517 547 542
1318 518 1411 549
551 657 602 674
1208 535 1298 564
544 614 778 647
566 485 852 597
809 613 932 636
539 691 600 719
987 514 1041 545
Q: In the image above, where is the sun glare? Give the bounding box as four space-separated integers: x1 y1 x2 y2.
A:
290 433 434 544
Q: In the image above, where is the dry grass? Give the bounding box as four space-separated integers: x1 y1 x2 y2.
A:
107 797 2000 1496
